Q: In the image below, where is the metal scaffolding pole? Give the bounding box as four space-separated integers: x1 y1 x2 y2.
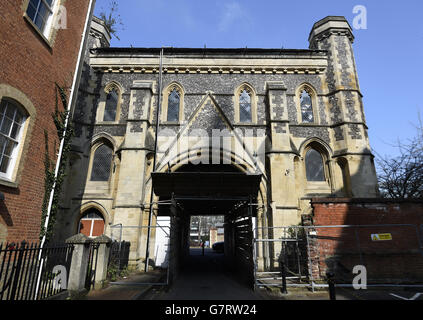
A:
145 47 164 272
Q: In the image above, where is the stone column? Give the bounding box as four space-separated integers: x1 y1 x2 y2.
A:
266 81 289 152
66 234 92 295
266 81 299 228
113 80 155 270
265 82 301 268
93 234 113 289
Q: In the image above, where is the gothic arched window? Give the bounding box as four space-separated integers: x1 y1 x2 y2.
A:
90 144 113 182
239 89 252 123
300 89 314 123
167 89 180 122
103 89 119 122
305 149 325 182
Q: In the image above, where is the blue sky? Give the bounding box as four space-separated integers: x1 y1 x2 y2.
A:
94 0 423 159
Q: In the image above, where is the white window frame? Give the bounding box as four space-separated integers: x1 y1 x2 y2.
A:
0 101 27 181
25 0 60 40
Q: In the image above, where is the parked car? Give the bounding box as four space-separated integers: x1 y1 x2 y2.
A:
212 241 224 252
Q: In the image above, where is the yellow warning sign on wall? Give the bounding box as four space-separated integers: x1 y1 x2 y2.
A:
371 233 392 241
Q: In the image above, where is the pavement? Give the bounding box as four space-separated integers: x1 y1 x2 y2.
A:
257 283 423 300
73 248 423 301
149 248 264 300
83 269 166 300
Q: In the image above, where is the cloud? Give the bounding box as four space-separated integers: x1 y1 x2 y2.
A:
218 2 251 32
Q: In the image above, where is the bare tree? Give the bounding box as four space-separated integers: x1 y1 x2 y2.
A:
98 0 124 40
376 114 423 199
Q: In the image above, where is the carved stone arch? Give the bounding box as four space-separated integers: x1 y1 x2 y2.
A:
295 82 319 124
157 147 258 176
90 132 117 151
296 82 316 96
236 82 256 96
165 81 185 94
299 137 333 159
234 82 257 123
142 146 269 260
78 201 109 222
104 80 125 95
149 147 267 218
168 149 268 205
162 81 185 123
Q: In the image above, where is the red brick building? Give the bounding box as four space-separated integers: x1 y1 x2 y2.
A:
0 0 96 243
308 198 423 283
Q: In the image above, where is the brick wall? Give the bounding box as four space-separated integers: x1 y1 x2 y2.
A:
0 0 91 243
307 198 423 283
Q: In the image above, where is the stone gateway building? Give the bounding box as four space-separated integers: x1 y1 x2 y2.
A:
54 16 379 273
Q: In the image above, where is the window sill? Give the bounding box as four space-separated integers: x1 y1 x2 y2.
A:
234 122 259 126
301 193 334 199
0 178 19 189
96 121 122 126
294 122 321 127
83 187 111 197
23 13 53 49
161 121 182 126
86 181 111 187
305 182 331 192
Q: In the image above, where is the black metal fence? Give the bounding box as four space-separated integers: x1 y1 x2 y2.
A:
107 241 130 280
85 242 100 291
0 241 74 300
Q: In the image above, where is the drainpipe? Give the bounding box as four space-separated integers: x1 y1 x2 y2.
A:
145 47 165 272
35 0 96 298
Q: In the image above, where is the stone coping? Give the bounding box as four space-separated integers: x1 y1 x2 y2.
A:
66 233 113 244
92 47 327 57
311 198 423 204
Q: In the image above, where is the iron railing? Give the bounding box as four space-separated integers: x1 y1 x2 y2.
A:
0 241 74 300
85 242 100 291
108 241 130 273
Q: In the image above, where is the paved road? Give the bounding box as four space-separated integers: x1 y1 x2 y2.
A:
142 248 423 301
334 287 423 300
145 248 265 300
